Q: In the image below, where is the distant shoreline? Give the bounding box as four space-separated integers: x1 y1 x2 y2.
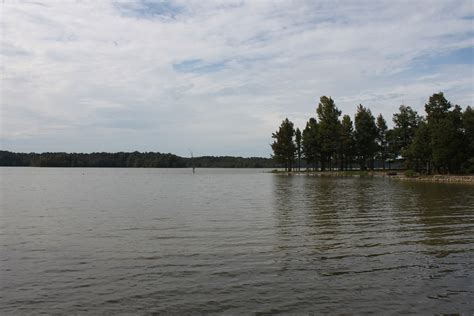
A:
0 150 277 168
269 170 474 184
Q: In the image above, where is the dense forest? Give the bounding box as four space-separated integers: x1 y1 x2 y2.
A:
0 151 276 168
272 92 474 174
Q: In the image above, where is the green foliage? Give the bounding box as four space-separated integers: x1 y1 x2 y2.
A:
354 105 377 170
376 114 388 169
339 114 355 170
405 121 431 173
404 169 417 178
385 128 398 168
302 118 319 170
316 96 341 170
462 106 474 172
463 106 474 152
401 93 471 174
0 151 277 168
392 105 421 158
423 93 465 173
425 92 451 122
272 92 472 174
463 157 474 174
295 128 302 171
271 118 296 171
192 156 276 168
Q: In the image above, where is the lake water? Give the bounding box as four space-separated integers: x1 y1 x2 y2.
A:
1 168 473 314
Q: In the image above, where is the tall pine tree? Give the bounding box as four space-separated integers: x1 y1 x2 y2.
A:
354 105 377 170
302 118 319 170
271 118 296 171
376 114 388 169
316 96 341 171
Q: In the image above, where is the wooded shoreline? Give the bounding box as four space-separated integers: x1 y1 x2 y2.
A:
271 92 474 175
0 150 276 168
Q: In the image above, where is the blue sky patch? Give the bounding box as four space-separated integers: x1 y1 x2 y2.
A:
114 0 182 19
173 59 227 74
411 46 474 71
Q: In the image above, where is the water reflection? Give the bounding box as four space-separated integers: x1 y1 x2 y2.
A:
271 174 474 313
272 175 474 255
397 182 474 251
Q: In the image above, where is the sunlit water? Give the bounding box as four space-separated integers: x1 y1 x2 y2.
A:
1 168 473 314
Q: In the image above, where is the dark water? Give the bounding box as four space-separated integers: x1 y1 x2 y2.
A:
1 168 473 314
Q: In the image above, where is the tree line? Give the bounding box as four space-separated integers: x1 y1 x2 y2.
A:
272 92 474 174
0 151 277 168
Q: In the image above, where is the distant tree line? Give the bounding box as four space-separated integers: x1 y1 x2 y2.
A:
0 151 277 168
272 92 474 174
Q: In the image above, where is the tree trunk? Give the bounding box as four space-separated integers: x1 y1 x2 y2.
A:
360 157 366 170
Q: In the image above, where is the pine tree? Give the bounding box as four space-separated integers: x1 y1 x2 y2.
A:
376 114 388 169
462 106 474 173
316 96 341 171
425 93 463 173
354 105 377 170
425 92 451 123
385 128 398 169
392 105 421 158
340 115 354 170
295 128 302 171
302 118 319 170
406 121 432 173
271 118 296 171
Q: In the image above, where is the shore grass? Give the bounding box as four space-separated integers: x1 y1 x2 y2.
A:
268 169 474 184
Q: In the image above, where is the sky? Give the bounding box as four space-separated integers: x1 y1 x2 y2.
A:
1 0 473 157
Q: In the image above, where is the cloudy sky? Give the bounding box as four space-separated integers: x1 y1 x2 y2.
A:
1 0 473 157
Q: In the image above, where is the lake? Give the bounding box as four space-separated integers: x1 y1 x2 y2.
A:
1 168 473 314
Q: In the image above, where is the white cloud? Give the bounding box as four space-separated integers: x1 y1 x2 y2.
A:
1 0 473 156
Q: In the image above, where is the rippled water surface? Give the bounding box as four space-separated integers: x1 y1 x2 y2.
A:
1 168 473 314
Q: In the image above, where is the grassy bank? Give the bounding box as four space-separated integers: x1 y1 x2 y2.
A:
269 169 474 184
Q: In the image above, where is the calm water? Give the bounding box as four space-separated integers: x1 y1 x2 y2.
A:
1 168 473 314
